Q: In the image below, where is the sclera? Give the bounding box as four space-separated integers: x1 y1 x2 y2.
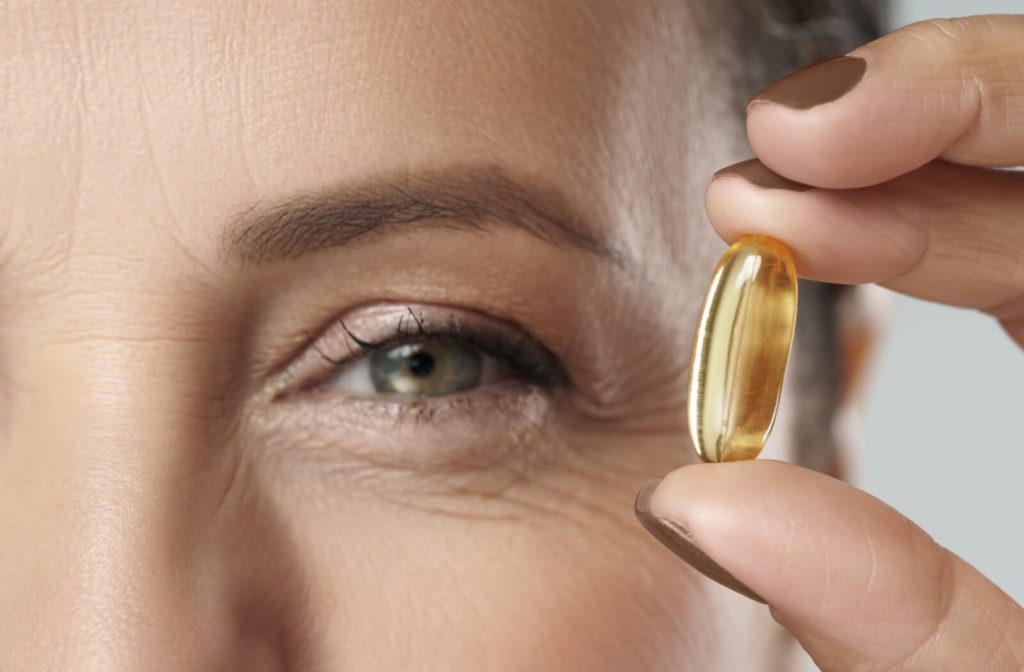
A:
687 234 798 462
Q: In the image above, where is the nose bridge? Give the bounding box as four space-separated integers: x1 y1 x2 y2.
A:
37 316 232 531
0 294 312 670
0 328 230 667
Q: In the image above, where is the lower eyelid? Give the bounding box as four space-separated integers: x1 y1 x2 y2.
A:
262 383 568 475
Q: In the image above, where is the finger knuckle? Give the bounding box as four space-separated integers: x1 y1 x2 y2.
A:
931 213 1024 307
896 16 996 53
886 545 957 670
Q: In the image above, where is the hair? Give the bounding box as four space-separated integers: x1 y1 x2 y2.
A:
725 1 884 98
727 1 885 472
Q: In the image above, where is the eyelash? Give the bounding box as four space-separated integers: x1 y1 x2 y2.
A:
306 306 567 393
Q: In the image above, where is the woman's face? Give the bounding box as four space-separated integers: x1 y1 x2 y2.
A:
0 2 794 669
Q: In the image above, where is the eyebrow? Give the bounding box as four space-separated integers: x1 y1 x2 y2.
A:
221 164 623 267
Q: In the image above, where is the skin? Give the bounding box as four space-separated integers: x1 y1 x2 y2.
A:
2 3 1020 672
0 2 777 670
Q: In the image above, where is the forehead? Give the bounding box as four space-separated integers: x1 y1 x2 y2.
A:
2 1 730 268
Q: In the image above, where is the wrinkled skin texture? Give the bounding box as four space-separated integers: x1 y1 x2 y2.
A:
0 2 795 670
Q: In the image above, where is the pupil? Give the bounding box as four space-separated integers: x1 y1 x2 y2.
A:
407 350 435 377
368 337 483 396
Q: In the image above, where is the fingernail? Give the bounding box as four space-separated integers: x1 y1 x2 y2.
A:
635 479 766 604
748 55 866 111
712 159 811 192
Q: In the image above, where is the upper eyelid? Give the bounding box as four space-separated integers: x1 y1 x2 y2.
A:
342 306 449 349
311 306 467 366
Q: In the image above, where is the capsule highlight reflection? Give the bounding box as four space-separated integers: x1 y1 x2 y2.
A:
687 234 797 462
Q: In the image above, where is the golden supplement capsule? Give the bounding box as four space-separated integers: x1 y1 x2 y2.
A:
687 234 797 462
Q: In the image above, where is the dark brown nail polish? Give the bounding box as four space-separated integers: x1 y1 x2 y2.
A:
748 55 866 110
635 480 766 604
712 159 811 192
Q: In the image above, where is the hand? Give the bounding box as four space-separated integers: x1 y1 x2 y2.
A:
637 15 1024 671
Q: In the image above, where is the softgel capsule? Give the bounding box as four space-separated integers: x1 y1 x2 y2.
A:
687 235 798 462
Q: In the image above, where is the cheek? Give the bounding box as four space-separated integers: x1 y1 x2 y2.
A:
283 496 717 671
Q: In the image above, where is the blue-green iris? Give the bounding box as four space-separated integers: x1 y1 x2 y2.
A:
369 338 484 396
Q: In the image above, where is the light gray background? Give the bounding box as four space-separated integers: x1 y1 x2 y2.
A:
796 1 1022 669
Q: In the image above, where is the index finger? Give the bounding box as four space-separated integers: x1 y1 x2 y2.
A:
747 15 1024 188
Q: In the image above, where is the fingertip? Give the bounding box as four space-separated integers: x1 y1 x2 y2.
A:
634 465 769 604
643 460 780 526
704 162 930 285
710 158 811 192
742 50 945 188
746 55 867 112
745 103 907 189
633 478 662 516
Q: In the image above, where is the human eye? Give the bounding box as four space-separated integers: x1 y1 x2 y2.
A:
281 303 567 406
254 300 583 478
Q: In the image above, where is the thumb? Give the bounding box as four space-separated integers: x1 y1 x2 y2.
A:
635 461 1024 671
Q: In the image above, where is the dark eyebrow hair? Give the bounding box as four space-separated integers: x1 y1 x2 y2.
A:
221 164 623 267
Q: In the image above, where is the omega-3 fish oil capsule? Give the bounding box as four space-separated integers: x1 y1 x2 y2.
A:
687 234 798 462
